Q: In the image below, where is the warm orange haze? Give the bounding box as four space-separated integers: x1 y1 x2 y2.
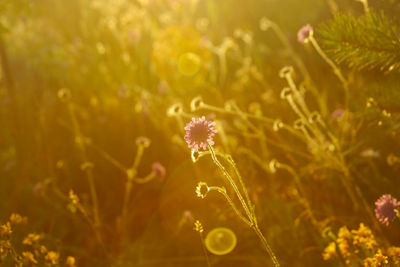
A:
1 0 400 266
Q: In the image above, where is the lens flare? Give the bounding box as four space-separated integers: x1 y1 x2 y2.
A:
205 227 237 255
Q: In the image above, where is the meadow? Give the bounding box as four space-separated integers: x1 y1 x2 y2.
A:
1 0 400 266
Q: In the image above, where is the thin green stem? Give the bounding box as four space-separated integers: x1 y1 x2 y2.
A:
225 155 253 215
205 146 280 266
252 225 280 267
265 20 326 113
122 145 145 234
201 103 305 141
278 163 318 229
67 103 100 227
132 172 156 184
309 36 349 107
208 145 253 221
198 232 211 267
210 186 252 226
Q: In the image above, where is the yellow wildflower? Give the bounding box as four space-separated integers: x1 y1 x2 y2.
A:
39 245 47 254
322 242 338 260
363 249 388 267
67 190 81 213
337 226 351 259
0 222 12 237
66 256 76 266
0 240 11 256
22 233 43 246
45 251 60 265
193 220 204 233
9 213 27 225
387 247 400 265
22 251 38 264
351 223 377 251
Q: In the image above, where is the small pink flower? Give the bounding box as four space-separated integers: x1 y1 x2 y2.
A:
375 194 400 226
183 210 195 224
297 24 313 44
184 116 217 151
331 109 345 120
152 162 166 182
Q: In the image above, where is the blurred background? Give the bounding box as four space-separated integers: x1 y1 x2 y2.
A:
1 0 400 266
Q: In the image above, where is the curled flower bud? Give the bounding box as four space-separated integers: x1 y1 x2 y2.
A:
280 87 294 100
190 96 204 112
279 66 294 78
269 159 280 173
135 136 151 148
167 103 183 117
80 161 94 171
196 182 210 199
294 119 306 130
259 17 271 31
191 150 200 163
57 88 71 102
273 119 284 132
308 111 321 124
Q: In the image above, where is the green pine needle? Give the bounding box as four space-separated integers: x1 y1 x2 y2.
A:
316 11 400 73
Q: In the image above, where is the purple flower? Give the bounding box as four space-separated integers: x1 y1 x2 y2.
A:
297 24 313 44
184 116 217 151
331 109 345 120
152 162 166 182
184 210 195 224
375 194 400 226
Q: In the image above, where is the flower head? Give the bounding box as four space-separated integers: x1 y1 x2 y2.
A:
45 251 60 265
66 256 76 267
322 242 337 261
297 24 313 44
57 88 71 102
184 116 217 151
331 109 345 120
9 213 27 225
22 251 38 265
23 233 43 246
152 162 166 182
375 194 400 226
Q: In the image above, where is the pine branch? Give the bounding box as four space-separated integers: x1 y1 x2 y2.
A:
316 10 400 73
